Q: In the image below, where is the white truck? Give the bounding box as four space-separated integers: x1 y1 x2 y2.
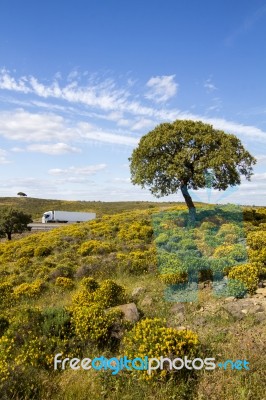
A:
42 211 96 223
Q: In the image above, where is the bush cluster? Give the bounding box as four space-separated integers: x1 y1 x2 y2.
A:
122 318 199 380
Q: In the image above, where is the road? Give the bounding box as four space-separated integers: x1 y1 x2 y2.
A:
28 223 76 231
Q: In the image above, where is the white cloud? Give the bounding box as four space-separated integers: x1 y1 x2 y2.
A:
204 78 217 92
10 147 24 152
131 118 156 131
0 109 138 147
1 70 266 149
27 143 81 155
0 109 73 142
199 116 266 142
0 68 30 93
0 177 58 192
145 75 178 103
0 148 10 164
77 122 139 146
113 177 131 183
48 164 107 176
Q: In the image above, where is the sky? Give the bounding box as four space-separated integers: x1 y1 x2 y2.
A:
0 0 265 205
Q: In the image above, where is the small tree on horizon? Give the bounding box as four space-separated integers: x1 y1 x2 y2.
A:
129 120 256 216
0 208 32 240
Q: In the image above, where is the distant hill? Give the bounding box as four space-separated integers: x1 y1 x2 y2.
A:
0 197 190 221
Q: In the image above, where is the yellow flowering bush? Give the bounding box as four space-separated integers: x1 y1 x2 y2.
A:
93 279 126 308
14 256 32 269
0 335 15 383
80 277 99 291
78 240 114 256
117 249 156 275
0 283 14 308
13 280 45 299
228 263 259 296
159 271 187 285
247 231 266 275
34 245 52 257
122 318 199 380
89 220 117 238
55 277 74 290
216 223 242 244
71 304 123 346
72 279 125 309
117 221 153 243
17 245 35 258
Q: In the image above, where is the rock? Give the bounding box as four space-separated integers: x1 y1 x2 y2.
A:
176 312 185 323
140 295 153 307
198 283 205 290
131 287 146 298
255 312 266 322
223 299 265 320
170 303 185 314
225 296 236 302
115 303 140 323
193 316 207 326
256 288 266 297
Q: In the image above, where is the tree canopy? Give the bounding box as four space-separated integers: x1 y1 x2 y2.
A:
129 120 256 209
0 208 32 240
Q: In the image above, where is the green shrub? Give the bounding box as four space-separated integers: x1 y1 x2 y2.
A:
41 307 71 338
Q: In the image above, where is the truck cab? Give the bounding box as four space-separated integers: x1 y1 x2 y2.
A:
42 211 53 223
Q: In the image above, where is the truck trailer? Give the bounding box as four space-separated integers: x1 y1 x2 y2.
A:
42 211 96 223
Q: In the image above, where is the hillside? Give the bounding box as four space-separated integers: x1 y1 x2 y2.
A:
0 202 265 399
0 197 188 221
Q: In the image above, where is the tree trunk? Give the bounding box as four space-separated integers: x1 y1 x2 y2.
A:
7 232 12 240
180 182 196 224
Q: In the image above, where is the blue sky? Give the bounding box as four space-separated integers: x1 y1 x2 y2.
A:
0 0 265 205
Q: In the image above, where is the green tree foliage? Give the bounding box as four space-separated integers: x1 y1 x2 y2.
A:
0 208 32 240
129 120 256 210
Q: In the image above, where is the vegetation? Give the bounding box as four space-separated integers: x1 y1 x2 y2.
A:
0 198 265 399
129 120 256 215
0 207 32 240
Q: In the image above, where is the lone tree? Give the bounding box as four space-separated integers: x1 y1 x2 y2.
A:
129 120 256 215
17 192 27 197
0 208 32 240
